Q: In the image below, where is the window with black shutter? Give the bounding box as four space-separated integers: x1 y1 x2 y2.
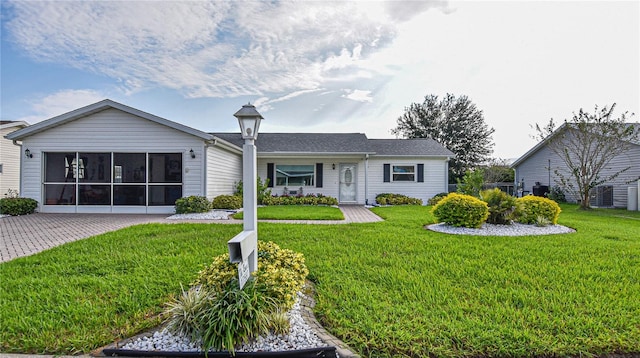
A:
316 163 323 188
267 163 274 188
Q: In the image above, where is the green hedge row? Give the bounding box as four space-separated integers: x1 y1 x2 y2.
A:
0 197 38 216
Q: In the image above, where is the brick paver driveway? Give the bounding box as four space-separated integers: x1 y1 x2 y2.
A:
0 206 382 263
0 214 167 263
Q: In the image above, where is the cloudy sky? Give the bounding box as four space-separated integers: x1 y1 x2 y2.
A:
1 1 638 159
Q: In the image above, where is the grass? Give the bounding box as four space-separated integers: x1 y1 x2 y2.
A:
1 204 639 357
233 205 344 220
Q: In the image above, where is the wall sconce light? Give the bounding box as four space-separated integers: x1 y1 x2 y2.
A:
25 148 33 158
332 163 336 170
189 149 195 159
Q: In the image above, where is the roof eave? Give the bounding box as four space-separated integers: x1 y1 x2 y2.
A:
258 151 375 157
1 121 29 131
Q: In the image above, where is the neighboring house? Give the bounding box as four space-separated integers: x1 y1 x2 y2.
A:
511 123 640 208
5 99 453 213
0 120 29 196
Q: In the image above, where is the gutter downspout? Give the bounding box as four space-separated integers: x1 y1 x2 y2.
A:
12 140 24 197
445 157 450 192
364 154 369 205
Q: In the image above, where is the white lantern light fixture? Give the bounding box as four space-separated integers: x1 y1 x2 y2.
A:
234 103 263 140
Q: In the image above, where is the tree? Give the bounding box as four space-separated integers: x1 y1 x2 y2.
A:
482 158 515 184
392 93 495 182
534 104 639 210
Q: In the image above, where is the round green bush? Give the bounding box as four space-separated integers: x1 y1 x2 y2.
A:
480 188 517 225
0 197 38 216
174 195 211 214
514 195 561 225
431 193 489 228
211 195 242 210
193 241 308 310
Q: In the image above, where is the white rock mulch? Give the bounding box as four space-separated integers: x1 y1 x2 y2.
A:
427 222 575 236
166 210 238 220
121 292 329 353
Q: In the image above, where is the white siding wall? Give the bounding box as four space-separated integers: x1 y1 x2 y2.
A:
514 142 640 208
367 157 449 205
206 145 242 199
20 109 206 213
257 157 367 204
0 127 24 195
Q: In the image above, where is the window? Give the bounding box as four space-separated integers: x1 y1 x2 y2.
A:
392 165 415 182
113 153 146 206
43 152 182 206
275 165 314 186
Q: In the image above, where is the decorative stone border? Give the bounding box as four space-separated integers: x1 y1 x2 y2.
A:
96 284 361 358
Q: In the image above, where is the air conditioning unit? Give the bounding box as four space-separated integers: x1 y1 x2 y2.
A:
590 185 614 207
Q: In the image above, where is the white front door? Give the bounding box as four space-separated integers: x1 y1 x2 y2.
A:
339 164 357 203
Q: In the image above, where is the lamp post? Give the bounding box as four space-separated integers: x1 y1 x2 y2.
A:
227 103 263 289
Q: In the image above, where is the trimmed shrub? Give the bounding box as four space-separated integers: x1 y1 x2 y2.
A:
376 193 423 206
193 241 308 310
514 195 561 225
174 195 211 214
431 193 489 228
427 192 449 206
172 241 308 352
480 188 517 225
261 194 338 206
0 197 38 216
211 195 243 210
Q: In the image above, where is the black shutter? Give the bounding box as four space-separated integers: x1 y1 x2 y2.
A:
316 163 323 188
383 164 391 183
267 163 274 188
417 164 424 183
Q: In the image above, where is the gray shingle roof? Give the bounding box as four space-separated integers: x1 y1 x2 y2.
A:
368 138 454 157
213 133 453 157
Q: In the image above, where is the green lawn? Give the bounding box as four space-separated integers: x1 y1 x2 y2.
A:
233 205 344 220
1 204 639 357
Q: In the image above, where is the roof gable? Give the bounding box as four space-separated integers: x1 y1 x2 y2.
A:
5 99 213 141
511 122 640 168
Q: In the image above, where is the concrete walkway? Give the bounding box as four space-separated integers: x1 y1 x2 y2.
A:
0 206 382 263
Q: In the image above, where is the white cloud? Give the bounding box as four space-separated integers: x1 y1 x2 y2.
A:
342 89 373 103
18 89 106 124
4 1 443 100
